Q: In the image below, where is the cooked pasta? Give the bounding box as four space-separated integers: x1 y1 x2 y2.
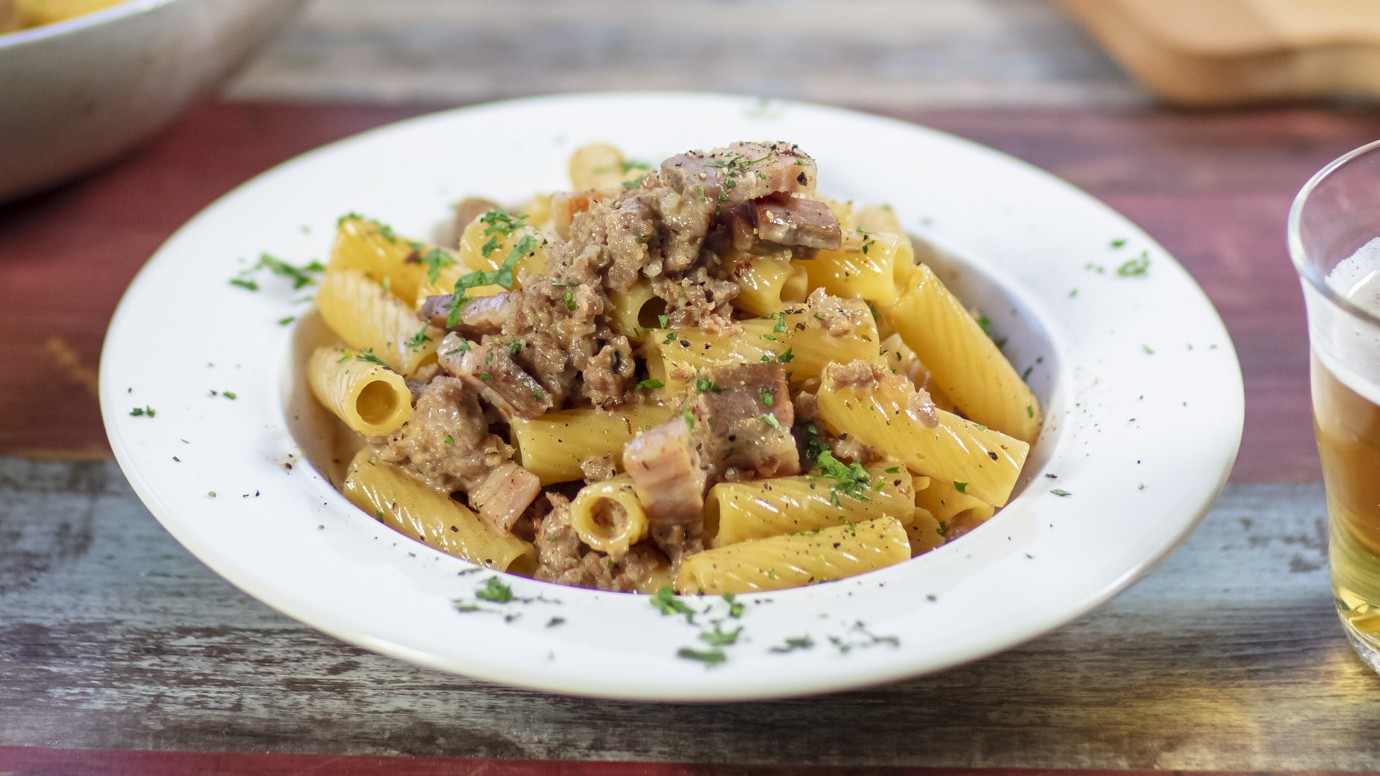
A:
884 262 1042 443
510 402 675 484
343 449 536 573
706 463 915 547
303 140 1043 594
307 346 413 436
676 517 912 594
568 475 650 560
315 269 440 376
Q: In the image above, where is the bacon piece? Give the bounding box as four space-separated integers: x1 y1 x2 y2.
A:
752 194 842 250
419 292 511 338
691 362 800 481
660 141 819 205
437 333 553 420
622 418 706 527
470 462 541 533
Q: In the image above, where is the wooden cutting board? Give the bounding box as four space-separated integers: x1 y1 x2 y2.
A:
1060 0 1380 105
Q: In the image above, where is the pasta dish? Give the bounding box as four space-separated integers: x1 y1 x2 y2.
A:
303 141 1041 595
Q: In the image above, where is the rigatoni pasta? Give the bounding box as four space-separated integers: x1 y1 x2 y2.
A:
307 346 413 436
343 449 536 573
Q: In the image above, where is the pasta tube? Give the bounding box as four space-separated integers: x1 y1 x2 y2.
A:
816 362 1029 507
906 507 947 555
307 346 412 436
883 262 1042 443
343 451 535 573
329 215 431 305
797 229 913 306
568 475 649 560
916 477 996 539
707 464 915 547
315 269 441 376
510 402 675 484
567 142 649 191
676 517 911 594
607 279 664 337
734 257 808 316
644 297 882 389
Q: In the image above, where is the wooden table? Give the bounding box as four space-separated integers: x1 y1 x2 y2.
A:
3 100 1380 773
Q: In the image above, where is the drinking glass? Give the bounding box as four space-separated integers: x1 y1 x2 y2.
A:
1289 138 1380 673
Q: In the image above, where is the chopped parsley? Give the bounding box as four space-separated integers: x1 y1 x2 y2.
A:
677 647 727 665
695 378 721 393
129 405 156 418
699 623 742 647
651 587 695 622
475 577 514 603
761 414 782 431
770 636 815 653
406 325 432 352
722 592 744 618
657 314 669 329
1116 252 1150 277
479 208 527 239
564 289 576 311
814 449 871 505
229 277 260 292
355 348 390 369
256 253 325 290
1051 488 1072 497
638 378 664 390
954 481 968 494
446 232 538 327
422 247 457 284
760 386 776 406
770 311 787 333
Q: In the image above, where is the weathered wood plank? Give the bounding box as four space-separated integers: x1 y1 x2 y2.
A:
225 0 1141 109
0 458 1374 770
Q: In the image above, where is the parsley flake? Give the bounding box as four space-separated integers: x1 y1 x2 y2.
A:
651 587 695 622
677 647 726 665
422 247 457 284
1116 253 1150 277
355 348 390 369
475 577 514 603
696 378 721 393
770 636 815 653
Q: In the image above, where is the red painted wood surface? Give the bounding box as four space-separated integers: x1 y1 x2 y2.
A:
2 102 1378 480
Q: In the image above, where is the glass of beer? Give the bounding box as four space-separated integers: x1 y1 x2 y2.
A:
1290 138 1380 673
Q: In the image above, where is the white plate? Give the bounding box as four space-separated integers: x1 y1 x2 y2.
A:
100 93 1243 700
